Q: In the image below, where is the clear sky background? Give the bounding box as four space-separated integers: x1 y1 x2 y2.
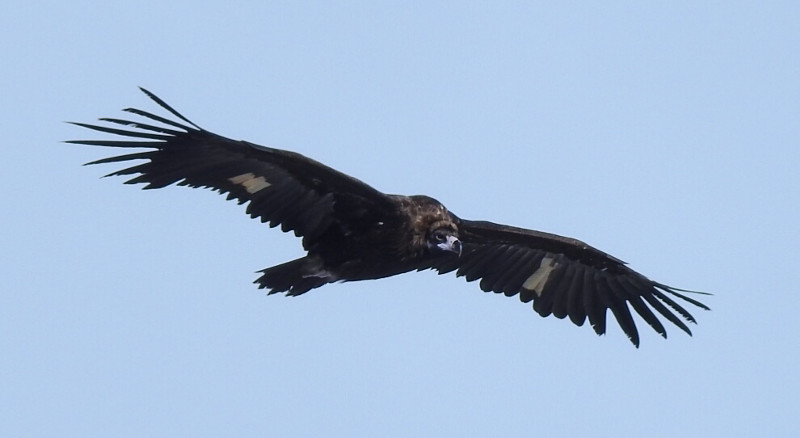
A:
2 2 798 437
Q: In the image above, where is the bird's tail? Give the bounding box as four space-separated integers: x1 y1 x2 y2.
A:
255 256 335 296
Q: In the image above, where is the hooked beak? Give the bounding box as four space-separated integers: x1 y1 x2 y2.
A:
437 235 462 256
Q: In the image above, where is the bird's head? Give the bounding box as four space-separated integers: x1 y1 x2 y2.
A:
405 195 462 257
427 225 461 256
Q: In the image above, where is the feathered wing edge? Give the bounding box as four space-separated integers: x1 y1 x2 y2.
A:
66 87 200 174
66 88 345 239
69 87 397 203
436 220 710 347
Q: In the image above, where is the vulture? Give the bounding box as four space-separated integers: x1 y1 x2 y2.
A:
69 88 709 347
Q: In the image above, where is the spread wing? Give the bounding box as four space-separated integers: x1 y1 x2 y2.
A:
67 88 394 241
436 219 710 347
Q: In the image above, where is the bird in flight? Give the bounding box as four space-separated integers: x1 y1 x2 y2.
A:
69 88 709 347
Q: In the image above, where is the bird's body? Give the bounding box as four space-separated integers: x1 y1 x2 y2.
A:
259 194 457 294
70 88 709 346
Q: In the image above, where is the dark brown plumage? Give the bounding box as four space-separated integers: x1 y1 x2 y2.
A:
69 88 710 347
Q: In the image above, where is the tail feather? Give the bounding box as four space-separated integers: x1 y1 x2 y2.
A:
255 257 335 296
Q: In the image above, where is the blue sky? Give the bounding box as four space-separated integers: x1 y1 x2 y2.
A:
2 1 798 436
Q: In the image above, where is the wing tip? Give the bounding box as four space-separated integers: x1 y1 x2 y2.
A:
654 282 712 312
136 86 201 129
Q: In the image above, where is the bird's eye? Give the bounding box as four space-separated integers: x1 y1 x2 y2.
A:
432 230 447 243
